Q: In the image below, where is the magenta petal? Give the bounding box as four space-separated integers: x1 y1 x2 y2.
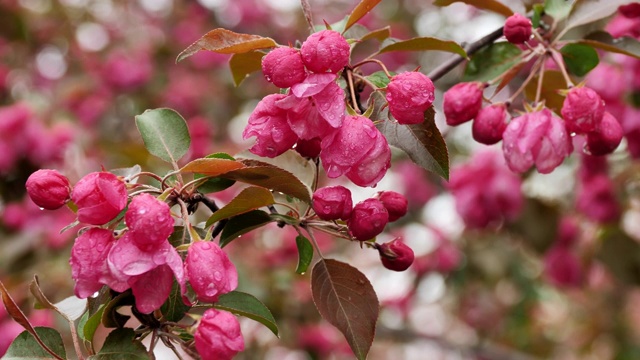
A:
291 73 337 98
314 82 345 128
70 228 115 298
107 234 156 277
130 265 174 314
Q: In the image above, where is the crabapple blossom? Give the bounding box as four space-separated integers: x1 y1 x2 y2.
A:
377 238 415 272
25 169 71 210
619 3 640 18
585 112 623 156
71 172 128 225
294 137 322 158
376 191 408 222
184 241 238 303
386 71 435 124
312 186 353 221
502 108 572 174
300 30 350 74
443 82 484 126
242 94 298 158
195 309 245 360
320 115 391 187
503 13 532 44
472 103 508 145
125 193 174 251
69 228 116 298
561 86 605 134
543 246 583 288
348 198 389 240
261 47 306 88
449 150 523 228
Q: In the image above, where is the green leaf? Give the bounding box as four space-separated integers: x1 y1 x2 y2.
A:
176 28 277 63
194 153 238 193
205 187 275 227
3 327 67 360
214 291 279 337
433 0 514 17
578 31 640 59
311 259 379 360
135 108 191 164
463 42 522 82
344 0 382 33
563 0 636 35
371 92 449 179
80 304 105 343
101 292 134 329
295 235 314 274
366 71 392 88
560 43 599 76
220 210 273 247
221 159 312 203
378 37 467 58
160 281 191 323
532 4 544 28
544 0 573 22
229 50 265 86
89 328 148 360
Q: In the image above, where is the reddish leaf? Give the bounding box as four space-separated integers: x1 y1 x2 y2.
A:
361 26 391 42
344 0 382 33
180 158 245 176
229 50 265 86
311 259 379 360
563 0 636 36
0 280 64 360
493 61 526 95
433 0 514 18
205 186 275 227
176 28 277 63
524 70 568 114
577 31 640 59
378 37 467 58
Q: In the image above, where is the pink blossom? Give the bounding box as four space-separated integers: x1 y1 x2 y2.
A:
348 198 389 240
261 47 306 88
585 112 623 156
185 241 238 303
585 63 627 102
561 86 605 134
320 115 390 187
125 194 174 251
69 228 117 298
543 246 582 288
386 71 435 124
71 172 128 225
503 13 532 44
472 103 509 145
300 30 350 74
443 82 484 126
449 150 523 228
620 3 640 18
377 237 415 271
376 191 408 222
312 186 353 221
502 108 572 174
195 309 245 360
576 174 620 223
102 50 153 91
395 161 436 209
243 94 298 158
294 137 322 158
25 169 71 210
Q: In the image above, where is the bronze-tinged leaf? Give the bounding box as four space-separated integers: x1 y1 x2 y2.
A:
433 0 514 18
378 37 467 58
180 158 245 176
523 70 568 114
493 61 526 95
176 28 277 63
563 0 636 36
578 31 640 59
229 50 266 86
344 0 382 33
205 187 275 227
311 259 379 360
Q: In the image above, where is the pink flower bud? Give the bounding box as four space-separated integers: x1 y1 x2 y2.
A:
300 30 350 74
377 238 414 271
620 3 640 18
585 112 623 156
376 191 408 222
348 199 389 240
386 72 435 124
502 109 572 174
185 241 238 303
543 246 582 288
71 172 127 225
576 174 620 223
195 309 245 360
125 194 173 251
561 86 605 134
25 169 71 210
243 94 298 158
503 13 532 44
295 137 322 158
320 115 390 187
69 228 116 298
443 82 484 126
472 103 508 145
312 186 353 221
261 47 306 88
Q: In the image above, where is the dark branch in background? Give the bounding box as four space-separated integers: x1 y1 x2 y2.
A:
427 26 505 82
